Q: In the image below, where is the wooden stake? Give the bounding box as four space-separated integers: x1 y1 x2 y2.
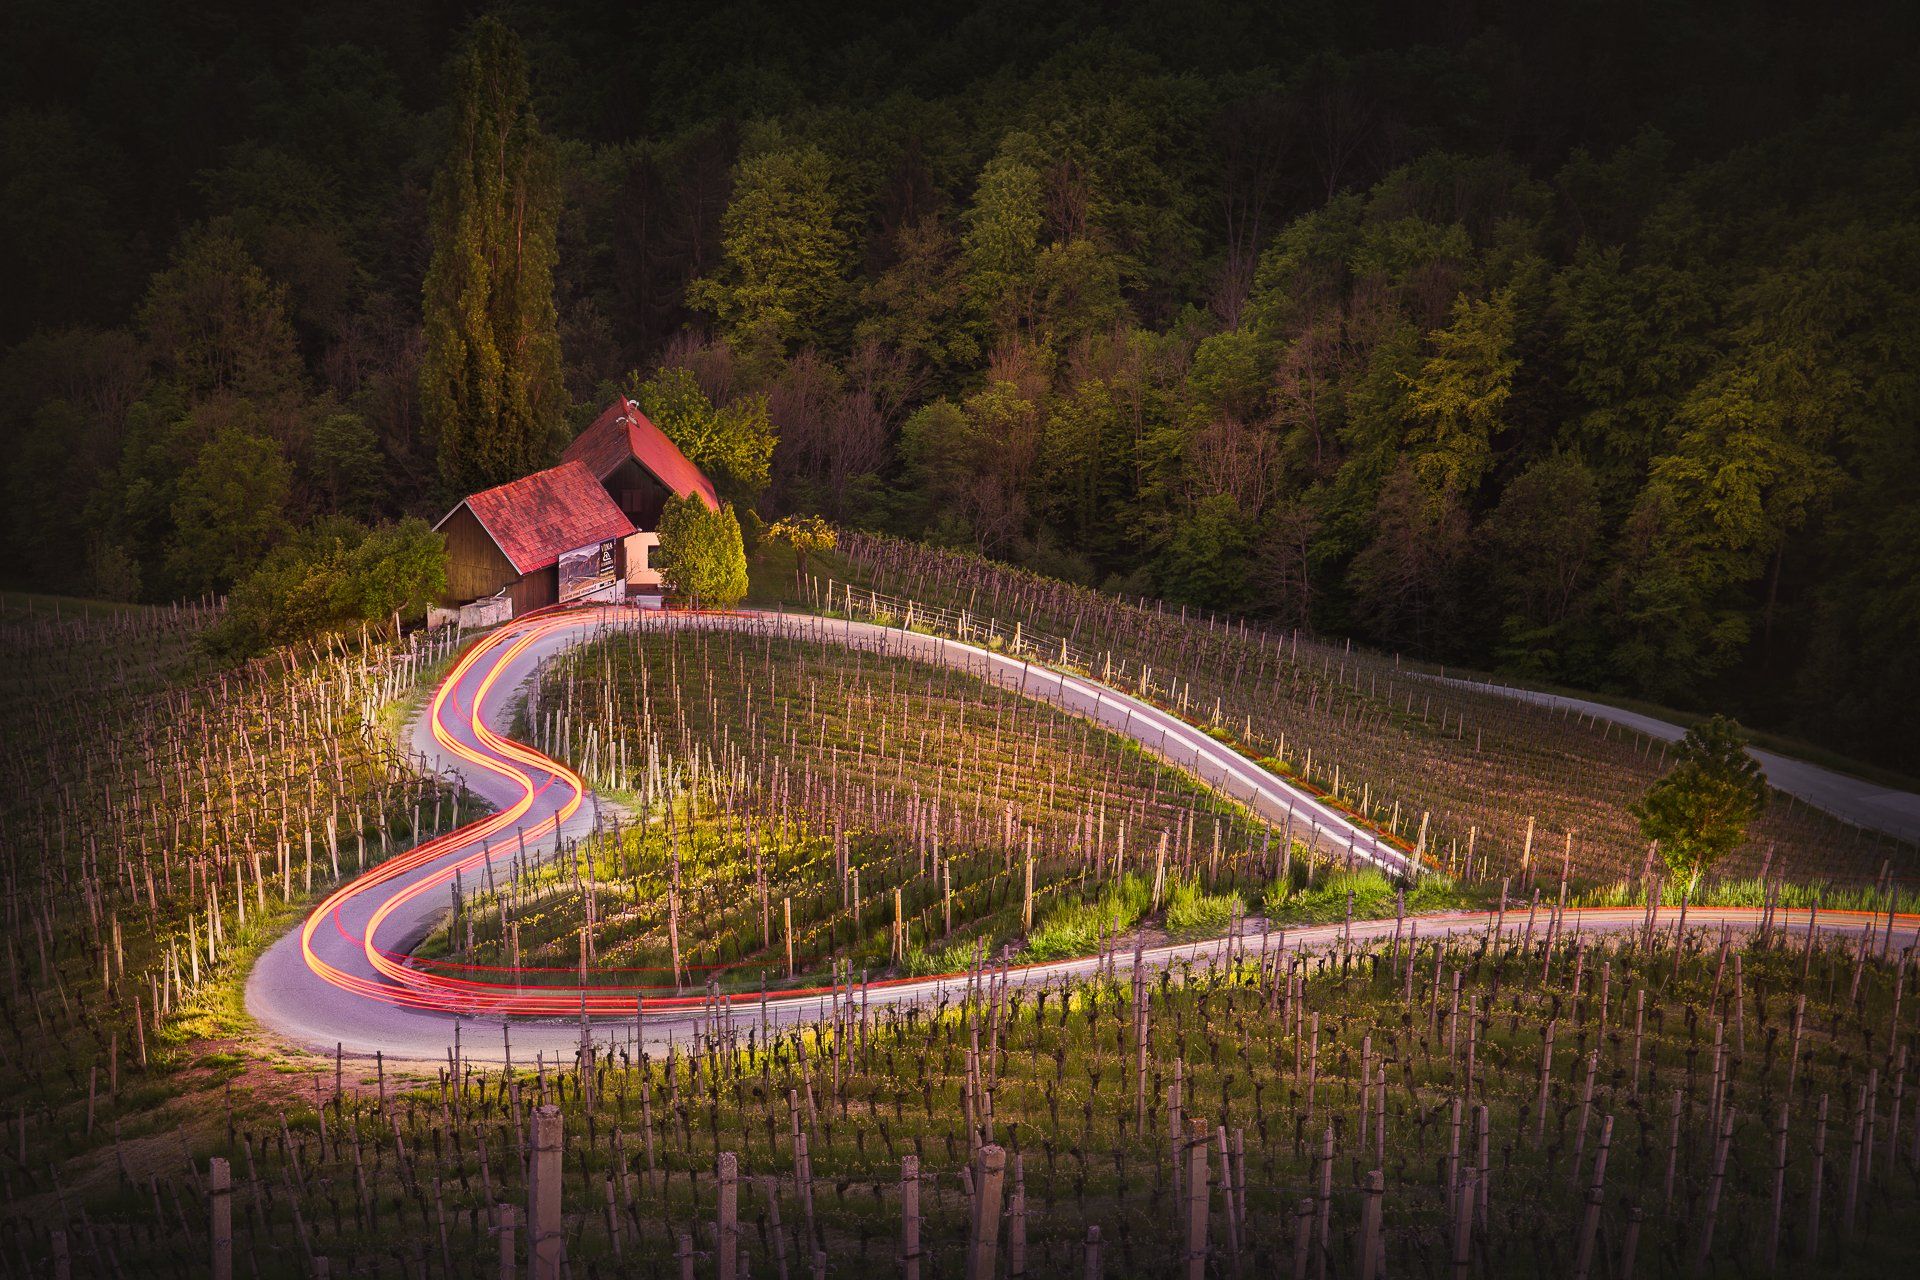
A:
718 1152 739 1280
902 1155 922 1280
1186 1118 1211 1280
209 1157 232 1280
530 1104 563 1280
968 1144 1006 1280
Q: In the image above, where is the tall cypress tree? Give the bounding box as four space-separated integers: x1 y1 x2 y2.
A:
420 17 564 494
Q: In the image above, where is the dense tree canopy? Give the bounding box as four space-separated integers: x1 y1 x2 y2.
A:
3 0 1919 769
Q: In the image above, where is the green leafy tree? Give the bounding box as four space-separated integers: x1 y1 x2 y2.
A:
208 517 447 656
765 514 836 574
1347 461 1469 649
1482 452 1603 673
1404 287 1519 497
341 518 448 626
634 367 777 502
420 17 565 494
1631 715 1768 897
961 152 1045 336
657 495 749 607
308 410 386 515
688 143 847 355
140 224 304 403
856 215 978 373
166 421 291 594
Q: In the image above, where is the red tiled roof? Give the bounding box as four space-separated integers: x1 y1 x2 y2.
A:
439 461 636 575
564 397 721 512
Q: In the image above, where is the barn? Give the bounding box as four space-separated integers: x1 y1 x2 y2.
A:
433 398 719 618
434 461 636 617
562 397 721 600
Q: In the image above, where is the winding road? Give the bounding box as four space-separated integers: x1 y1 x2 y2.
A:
246 607 1919 1068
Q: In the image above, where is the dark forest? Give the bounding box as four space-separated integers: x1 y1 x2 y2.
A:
4 0 1918 769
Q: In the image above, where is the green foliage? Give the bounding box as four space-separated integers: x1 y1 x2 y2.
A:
139 224 304 403
902 939 993 978
961 152 1045 335
308 411 386 516
7 2 1920 769
656 495 749 608
765 514 836 560
1404 287 1518 497
420 17 565 494
1161 875 1243 936
165 420 291 594
634 367 777 501
206 517 447 657
1024 874 1152 960
687 141 848 355
1631 715 1769 896
1262 867 1478 924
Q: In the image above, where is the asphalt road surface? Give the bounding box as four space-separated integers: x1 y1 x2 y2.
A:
246 607 1918 1069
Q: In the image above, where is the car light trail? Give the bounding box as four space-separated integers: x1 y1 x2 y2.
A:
293 608 1920 1022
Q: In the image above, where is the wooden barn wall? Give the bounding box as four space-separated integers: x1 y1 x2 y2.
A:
440 505 518 602
509 567 557 615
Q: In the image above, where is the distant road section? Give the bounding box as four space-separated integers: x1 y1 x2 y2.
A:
1426 675 1920 844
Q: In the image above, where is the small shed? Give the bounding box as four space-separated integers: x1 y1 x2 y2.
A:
563 398 720 594
434 461 637 616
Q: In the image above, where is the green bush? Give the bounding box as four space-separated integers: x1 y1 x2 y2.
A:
902 939 989 977
204 516 446 658
1264 866 1478 923
657 494 749 607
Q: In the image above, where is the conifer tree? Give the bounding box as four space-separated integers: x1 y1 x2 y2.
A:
420 17 564 493
1632 715 1769 897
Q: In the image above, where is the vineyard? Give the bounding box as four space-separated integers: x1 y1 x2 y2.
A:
827 534 1920 894
4 561 1920 1278
0 597 469 1246
415 618 1299 992
12 916 1920 1277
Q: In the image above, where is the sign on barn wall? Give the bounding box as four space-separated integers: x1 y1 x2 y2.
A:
558 539 619 603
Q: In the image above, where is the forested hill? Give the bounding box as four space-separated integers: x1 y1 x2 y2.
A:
3 0 1918 771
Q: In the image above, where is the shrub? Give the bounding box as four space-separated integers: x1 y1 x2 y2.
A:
1264 866 1478 923
204 516 446 658
902 939 989 978
657 495 749 607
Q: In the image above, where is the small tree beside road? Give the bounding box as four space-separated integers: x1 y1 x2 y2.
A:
657 495 748 608
1631 714 1768 897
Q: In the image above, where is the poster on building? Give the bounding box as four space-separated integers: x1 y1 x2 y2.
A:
558 539 618 603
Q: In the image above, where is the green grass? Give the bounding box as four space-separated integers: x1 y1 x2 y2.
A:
1262 866 1482 924
1024 874 1153 960
1162 874 1243 936
902 938 992 977
1572 873 1920 913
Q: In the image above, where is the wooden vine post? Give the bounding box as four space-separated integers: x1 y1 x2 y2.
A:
530 1104 563 1280
209 1157 232 1280
717 1152 739 1280
1185 1117 1211 1280
968 1144 1007 1280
